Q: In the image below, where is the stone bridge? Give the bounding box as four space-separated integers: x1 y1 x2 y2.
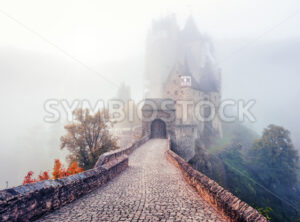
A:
37 139 225 222
0 99 267 222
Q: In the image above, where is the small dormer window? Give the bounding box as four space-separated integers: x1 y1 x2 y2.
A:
180 76 191 87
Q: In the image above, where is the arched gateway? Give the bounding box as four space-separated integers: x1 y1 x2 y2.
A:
150 119 167 138
141 98 176 142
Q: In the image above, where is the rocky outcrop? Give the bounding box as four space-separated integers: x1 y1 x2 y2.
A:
166 149 267 222
188 140 227 186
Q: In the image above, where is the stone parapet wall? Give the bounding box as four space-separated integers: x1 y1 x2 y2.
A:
0 155 128 221
94 135 150 167
166 149 267 222
0 135 150 221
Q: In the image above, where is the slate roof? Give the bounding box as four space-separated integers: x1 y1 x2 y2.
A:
177 59 219 92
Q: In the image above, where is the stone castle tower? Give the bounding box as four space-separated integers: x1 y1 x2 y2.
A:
145 15 222 159
162 59 222 157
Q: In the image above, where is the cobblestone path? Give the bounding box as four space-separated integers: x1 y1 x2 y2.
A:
38 139 225 222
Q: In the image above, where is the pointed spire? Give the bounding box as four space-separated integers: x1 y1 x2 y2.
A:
185 16 197 29
182 16 200 38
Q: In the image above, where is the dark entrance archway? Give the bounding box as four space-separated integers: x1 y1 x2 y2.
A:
150 119 167 138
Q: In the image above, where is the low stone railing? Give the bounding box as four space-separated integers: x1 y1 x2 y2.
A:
95 135 150 167
166 143 267 222
0 135 150 221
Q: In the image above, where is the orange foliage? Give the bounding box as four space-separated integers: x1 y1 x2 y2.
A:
67 162 84 175
23 160 84 185
52 159 83 179
52 159 64 179
23 171 36 184
38 171 49 181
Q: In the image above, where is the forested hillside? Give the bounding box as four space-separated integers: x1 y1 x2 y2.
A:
187 123 300 222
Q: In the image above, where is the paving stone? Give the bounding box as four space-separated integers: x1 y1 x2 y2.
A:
37 139 225 222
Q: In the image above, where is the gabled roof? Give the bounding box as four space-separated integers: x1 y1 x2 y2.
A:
197 61 219 92
198 72 219 92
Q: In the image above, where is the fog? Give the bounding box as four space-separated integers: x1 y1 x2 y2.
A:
0 0 300 188
217 38 300 147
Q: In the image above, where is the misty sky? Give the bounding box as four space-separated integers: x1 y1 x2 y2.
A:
1 0 300 62
0 0 300 188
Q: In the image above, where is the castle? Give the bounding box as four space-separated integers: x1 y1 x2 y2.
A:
163 59 222 152
144 16 223 159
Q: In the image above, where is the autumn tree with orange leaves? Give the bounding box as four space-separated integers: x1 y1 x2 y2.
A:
38 171 50 181
52 159 65 179
23 171 51 184
22 108 116 185
60 108 118 170
23 171 36 184
67 162 83 175
23 159 83 184
52 159 83 179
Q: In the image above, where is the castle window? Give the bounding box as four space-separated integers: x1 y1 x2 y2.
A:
180 76 191 87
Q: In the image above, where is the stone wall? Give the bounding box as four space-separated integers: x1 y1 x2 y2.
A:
162 63 223 139
166 148 267 222
141 99 176 141
0 135 150 221
173 124 197 161
95 135 149 167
